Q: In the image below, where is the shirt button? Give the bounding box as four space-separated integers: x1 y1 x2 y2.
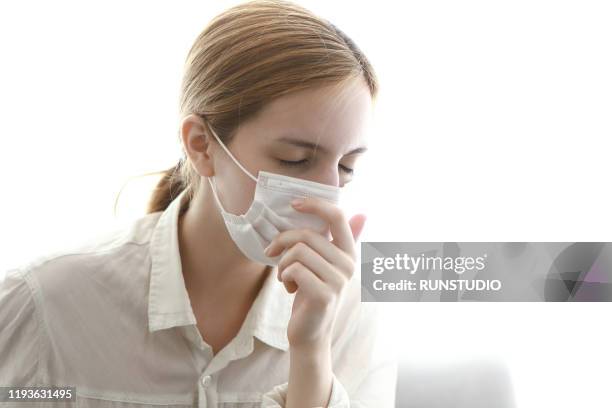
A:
201 375 212 387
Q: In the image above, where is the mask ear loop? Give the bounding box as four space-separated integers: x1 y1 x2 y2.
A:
207 176 228 213
206 123 258 183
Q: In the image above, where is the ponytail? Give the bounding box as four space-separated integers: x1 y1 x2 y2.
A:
112 159 188 219
145 160 186 214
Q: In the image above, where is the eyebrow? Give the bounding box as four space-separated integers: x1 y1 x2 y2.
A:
276 136 368 156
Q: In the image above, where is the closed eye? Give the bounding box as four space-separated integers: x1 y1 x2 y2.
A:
278 159 354 174
339 164 354 175
278 159 309 167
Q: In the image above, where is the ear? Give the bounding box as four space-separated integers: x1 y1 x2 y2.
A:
181 114 215 177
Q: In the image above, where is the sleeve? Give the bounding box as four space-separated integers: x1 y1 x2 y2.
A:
0 268 46 386
260 373 351 408
260 301 398 408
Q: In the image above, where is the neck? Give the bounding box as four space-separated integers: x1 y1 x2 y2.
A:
177 181 269 299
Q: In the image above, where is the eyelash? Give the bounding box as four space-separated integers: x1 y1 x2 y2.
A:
278 159 354 175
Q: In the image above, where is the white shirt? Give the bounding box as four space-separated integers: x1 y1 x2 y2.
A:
0 188 398 407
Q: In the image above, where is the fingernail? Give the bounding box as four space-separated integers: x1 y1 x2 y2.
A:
264 244 272 255
291 198 304 207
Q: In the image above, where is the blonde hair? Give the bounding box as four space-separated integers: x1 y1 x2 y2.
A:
142 0 378 214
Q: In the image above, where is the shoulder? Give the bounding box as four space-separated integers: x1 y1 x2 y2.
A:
0 267 35 310
0 267 43 384
14 211 163 307
25 211 161 266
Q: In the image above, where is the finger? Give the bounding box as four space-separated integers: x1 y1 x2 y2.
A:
277 242 346 290
265 228 353 275
349 214 367 243
291 197 355 260
280 262 329 304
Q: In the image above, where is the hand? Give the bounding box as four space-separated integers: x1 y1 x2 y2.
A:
263 196 366 349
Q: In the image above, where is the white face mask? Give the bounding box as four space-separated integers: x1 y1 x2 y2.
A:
206 127 341 266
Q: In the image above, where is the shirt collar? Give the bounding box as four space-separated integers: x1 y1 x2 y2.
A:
147 187 295 351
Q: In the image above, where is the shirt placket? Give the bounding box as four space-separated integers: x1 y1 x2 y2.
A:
182 324 256 408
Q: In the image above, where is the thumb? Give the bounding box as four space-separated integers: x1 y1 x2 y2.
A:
348 214 367 243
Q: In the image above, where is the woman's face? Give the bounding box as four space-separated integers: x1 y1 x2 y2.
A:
197 78 372 215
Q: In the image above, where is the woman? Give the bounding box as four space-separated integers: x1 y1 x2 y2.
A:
0 0 397 407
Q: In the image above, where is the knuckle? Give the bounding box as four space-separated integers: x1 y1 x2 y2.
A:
284 245 298 259
290 263 308 280
281 261 301 279
340 250 355 271
293 241 309 256
278 251 294 271
298 228 311 238
346 262 355 278
347 247 357 263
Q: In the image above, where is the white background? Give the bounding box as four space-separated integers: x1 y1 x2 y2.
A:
1 1 611 407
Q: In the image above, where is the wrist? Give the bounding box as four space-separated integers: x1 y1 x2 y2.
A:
290 339 332 370
289 336 332 354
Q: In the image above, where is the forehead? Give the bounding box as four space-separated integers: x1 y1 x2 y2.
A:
242 78 372 154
